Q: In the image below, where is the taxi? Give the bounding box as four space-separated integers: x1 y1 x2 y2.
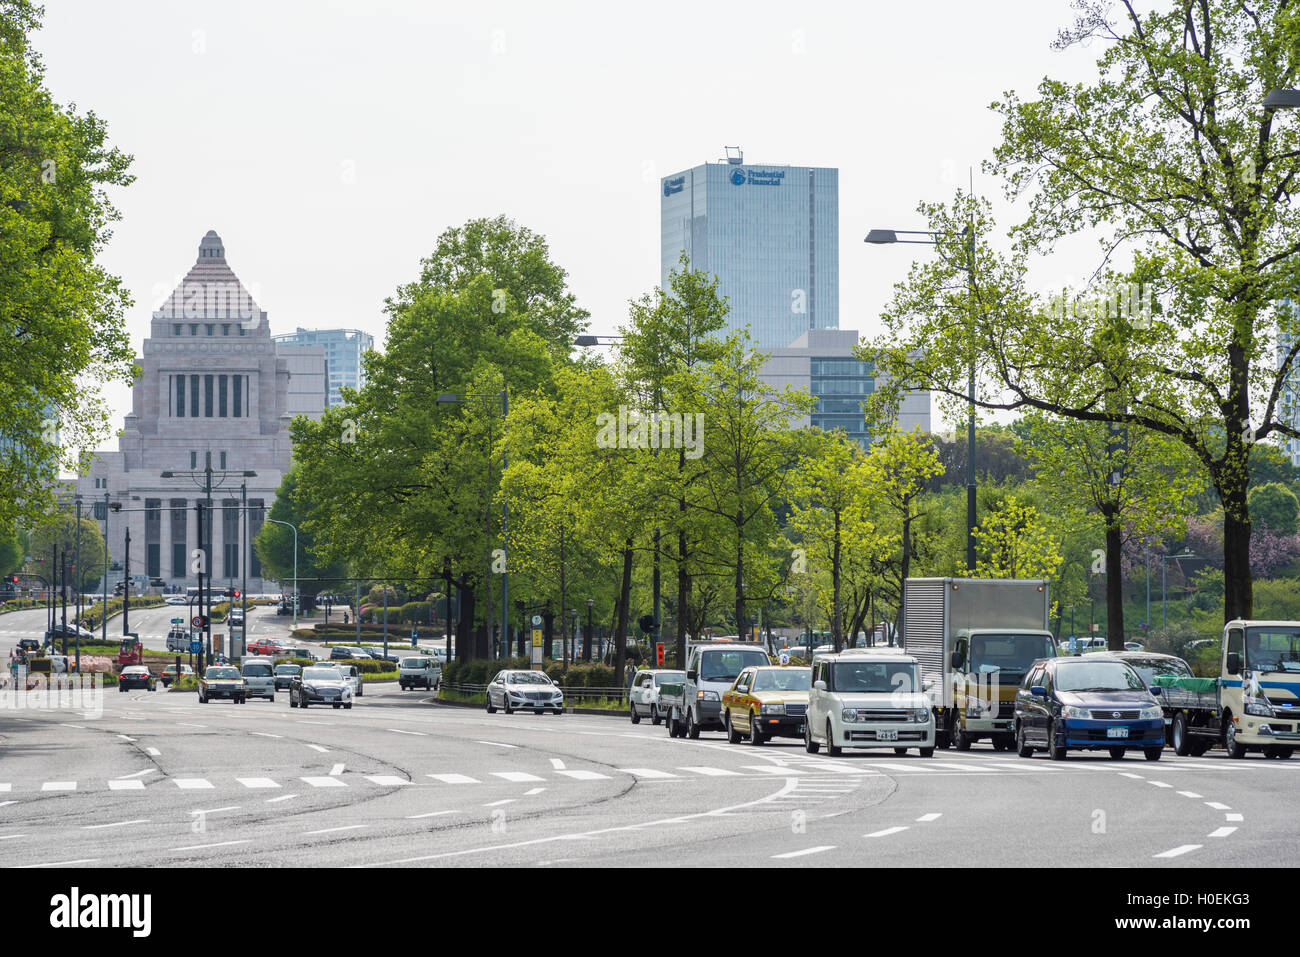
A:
199 665 247 704
721 664 812 745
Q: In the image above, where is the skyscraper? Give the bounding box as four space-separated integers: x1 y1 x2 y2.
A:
661 149 838 349
272 327 373 408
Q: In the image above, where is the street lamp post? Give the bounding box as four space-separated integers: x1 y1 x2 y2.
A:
866 225 980 572
585 598 594 662
74 494 82 671
1161 548 1196 629
101 492 110 646
264 519 298 629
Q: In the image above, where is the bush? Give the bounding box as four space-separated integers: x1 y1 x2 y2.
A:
397 601 433 624
444 656 530 686
170 675 199 691
79 595 166 630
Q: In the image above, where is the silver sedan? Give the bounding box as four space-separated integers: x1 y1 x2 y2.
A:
485 670 564 715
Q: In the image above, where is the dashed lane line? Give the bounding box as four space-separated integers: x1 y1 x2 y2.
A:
916 813 943 822
1154 844 1202 859
81 819 150 830
1208 827 1238 838
303 825 366 836
772 846 836 859
864 826 910 838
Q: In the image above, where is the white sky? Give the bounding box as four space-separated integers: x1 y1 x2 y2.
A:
33 0 1119 447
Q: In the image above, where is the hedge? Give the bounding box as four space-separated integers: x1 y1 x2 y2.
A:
80 595 166 630
272 656 392 675
444 656 531 686
441 658 618 689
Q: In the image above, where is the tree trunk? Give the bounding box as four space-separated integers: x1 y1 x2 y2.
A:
832 510 843 652
559 527 567 668
677 527 689 667
734 510 745 642
1223 504 1253 622
614 540 634 699
457 575 476 662
1105 518 1125 651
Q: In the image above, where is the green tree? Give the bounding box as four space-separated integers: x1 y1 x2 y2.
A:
1249 481 1300 535
0 522 21 575
253 465 348 589
28 509 106 594
0 1 137 530
864 3 1300 622
974 498 1063 582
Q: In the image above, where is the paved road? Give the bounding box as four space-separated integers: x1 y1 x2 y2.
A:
0 678 1295 867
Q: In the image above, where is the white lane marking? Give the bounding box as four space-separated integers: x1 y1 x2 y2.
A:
81 819 150 830
406 810 456 819
483 799 515 807
250 732 282 739
387 729 425 736
742 765 807 775
146 748 161 756
115 768 154 779
678 766 741 777
916 813 943 822
1154 844 1202 858
364 776 409 787
174 779 214 790
1225 813 1243 822
170 840 249 852
190 806 240 815
1208 827 1238 838
176 723 206 728
307 744 329 753
550 758 566 770
117 735 135 742
554 770 609 781
772 845 836 859
61 724 87 730
0 784 9 792
41 782 76 791
427 774 479 785
302 777 347 788
0 801 15 809
237 778 280 789
1149 781 1172 789
477 741 518 749
329 763 345 777
303 824 367 836
107 780 145 791
491 771 545 783
0 834 26 840
1205 801 1232 810
266 795 297 804
17 858 99 867
1118 773 1144 780
524 788 546 796
1176 791 1203 798
864 826 910 838
618 768 677 779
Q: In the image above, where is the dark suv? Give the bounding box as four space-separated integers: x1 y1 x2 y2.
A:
1015 656 1166 761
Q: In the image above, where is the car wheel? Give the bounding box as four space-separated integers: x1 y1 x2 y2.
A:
650 705 661 726
425 679 431 691
748 711 763 746
289 693 297 708
1108 747 1126 760
630 703 640 725
825 720 842 757
486 693 497 714
1276 747 1294 760
667 709 679 738
952 718 971 751
919 747 935 758
1048 721 1067 761
893 747 907 756
504 696 514 715
345 702 352 710
1225 715 1247 759
358 685 362 697
1172 712 1191 756
686 708 700 740
725 711 740 744
1016 722 1033 758
118 685 125 693
1143 747 1162 761
333 703 340 709
804 719 820 754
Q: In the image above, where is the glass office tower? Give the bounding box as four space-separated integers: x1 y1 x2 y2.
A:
661 156 838 350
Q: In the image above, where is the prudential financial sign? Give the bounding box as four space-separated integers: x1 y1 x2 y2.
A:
729 167 785 186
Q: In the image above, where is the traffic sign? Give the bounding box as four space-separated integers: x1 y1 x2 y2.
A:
171 618 184 624
531 615 542 627
191 615 208 629
189 640 202 654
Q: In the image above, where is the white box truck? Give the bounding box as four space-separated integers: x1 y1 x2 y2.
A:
903 578 1058 751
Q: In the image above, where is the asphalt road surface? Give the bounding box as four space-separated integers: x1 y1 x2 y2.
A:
1 666 1296 867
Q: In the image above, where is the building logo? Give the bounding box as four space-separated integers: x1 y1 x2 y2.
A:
730 167 786 186
663 176 685 197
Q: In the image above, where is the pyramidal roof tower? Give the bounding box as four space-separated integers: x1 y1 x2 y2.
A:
152 230 267 330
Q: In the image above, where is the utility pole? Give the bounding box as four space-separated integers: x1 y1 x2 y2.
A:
101 491 110 646
74 495 82 671
122 529 130 638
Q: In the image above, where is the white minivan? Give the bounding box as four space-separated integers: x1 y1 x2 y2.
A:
240 656 276 700
804 649 935 757
398 655 441 691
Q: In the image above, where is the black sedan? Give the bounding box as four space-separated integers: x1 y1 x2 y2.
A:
118 665 156 692
273 663 301 691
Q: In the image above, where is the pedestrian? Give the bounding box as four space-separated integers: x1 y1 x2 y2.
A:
343 611 350 625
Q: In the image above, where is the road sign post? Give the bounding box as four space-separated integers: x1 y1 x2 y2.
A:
530 614 543 669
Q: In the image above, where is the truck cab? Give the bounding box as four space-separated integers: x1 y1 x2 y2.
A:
949 628 1058 751
1220 620 1300 758
660 643 772 739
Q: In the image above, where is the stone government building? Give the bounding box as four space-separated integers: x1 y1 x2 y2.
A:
70 231 329 594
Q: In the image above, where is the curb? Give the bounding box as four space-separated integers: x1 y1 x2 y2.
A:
424 697 628 718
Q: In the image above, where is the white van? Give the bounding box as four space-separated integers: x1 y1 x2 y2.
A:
399 656 441 691
240 656 276 700
805 649 936 757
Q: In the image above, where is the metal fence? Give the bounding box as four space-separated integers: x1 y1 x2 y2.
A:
440 681 628 707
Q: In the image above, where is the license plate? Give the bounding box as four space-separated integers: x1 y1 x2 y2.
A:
1107 727 1129 739
877 729 899 741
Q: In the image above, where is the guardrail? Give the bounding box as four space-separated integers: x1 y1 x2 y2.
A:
440 680 629 706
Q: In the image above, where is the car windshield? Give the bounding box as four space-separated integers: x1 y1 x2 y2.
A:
275 665 300 675
654 672 685 685
508 672 551 685
699 649 770 682
1246 627 1300 673
205 668 240 680
969 634 1055 675
242 664 272 677
1053 661 1146 692
831 660 919 694
405 658 429 668
303 668 341 681
752 668 812 692
1123 657 1193 684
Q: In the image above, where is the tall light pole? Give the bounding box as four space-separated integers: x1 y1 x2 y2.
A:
437 389 509 660
264 519 298 629
101 491 110 646
1161 548 1196 629
866 224 980 572
74 494 82 671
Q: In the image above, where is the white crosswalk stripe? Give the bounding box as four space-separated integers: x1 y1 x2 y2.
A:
618 768 677 778
236 778 280 789
107 780 145 791
427 773 480 784
301 776 347 788
491 771 545 783
678 766 741 776
554 770 610 781
174 779 214 789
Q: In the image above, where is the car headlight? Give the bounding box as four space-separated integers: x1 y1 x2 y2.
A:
761 703 785 715
698 690 719 702
1062 705 1091 719
1139 705 1163 720
1244 698 1275 718
913 709 930 723
841 709 859 723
